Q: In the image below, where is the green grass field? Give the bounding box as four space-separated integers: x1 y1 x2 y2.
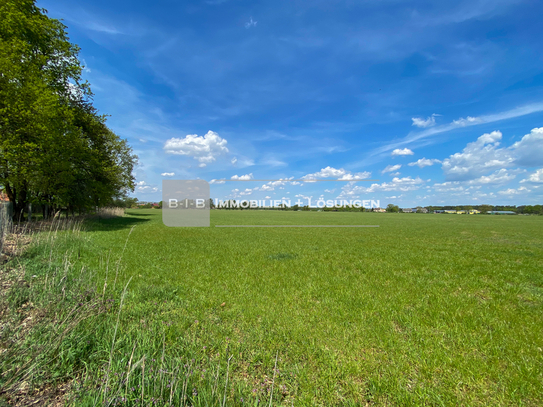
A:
3 209 543 406
71 209 543 405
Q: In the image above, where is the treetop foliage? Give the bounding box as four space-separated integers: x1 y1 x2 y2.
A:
0 0 137 218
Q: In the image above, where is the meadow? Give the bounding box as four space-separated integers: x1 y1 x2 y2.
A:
2 209 543 406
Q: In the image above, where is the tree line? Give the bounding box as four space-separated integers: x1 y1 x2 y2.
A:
385 204 543 214
0 0 137 219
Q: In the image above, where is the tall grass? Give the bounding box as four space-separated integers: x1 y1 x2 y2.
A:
0 219 282 406
96 207 125 218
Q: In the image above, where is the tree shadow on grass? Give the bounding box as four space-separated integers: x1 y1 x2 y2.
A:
84 215 151 232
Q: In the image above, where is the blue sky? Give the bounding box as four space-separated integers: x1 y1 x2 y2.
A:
39 0 543 206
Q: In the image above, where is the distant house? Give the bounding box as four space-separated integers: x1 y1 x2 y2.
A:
456 210 466 214
372 208 386 212
401 208 414 213
417 207 429 213
488 211 516 215
434 210 445 213
468 209 480 214
444 210 456 214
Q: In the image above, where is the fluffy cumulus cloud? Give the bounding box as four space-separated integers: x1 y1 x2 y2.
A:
302 166 371 180
209 179 225 184
442 131 511 181
510 127 543 167
442 128 543 181
231 173 253 180
161 172 175 177
521 168 543 183
408 158 441 168
392 148 414 156
164 131 228 167
382 164 402 174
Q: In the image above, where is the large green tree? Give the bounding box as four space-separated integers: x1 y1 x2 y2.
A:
0 0 136 218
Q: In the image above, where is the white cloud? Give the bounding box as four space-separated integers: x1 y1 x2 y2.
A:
431 169 521 195
84 21 122 35
81 59 91 73
432 182 466 193
338 171 372 180
467 169 517 185
135 180 159 194
411 115 438 128
442 131 511 181
245 17 257 28
231 173 253 180
338 176 425 197
164 130 229 164
408 158 441 168
392 148 414 156
498 187 531 196
510 127 543 167
452 116 483 126
253 178 295 191
364 177 424 192
373 103 543 157
521 168 543 183
382 164 402 173
209 179 225 184
161 172 175 177
302 166 346 179
301 167 371 182
231 157 238 165
442 128 543 181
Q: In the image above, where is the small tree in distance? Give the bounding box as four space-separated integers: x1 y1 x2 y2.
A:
386 204 399 213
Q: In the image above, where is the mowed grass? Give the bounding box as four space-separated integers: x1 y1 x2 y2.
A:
74 210 543 405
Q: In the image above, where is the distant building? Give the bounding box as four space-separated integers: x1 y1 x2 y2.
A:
416 207 428 213
444 210 456 214
372 208 386 212
488 211 516 215
434 210 445 213
456 210 466 214
401 208 414 213
468 209 480 214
